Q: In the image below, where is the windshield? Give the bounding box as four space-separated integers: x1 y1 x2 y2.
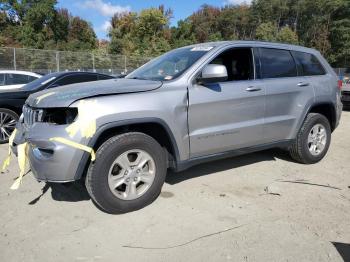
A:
20 73 59 91
126 46 212 81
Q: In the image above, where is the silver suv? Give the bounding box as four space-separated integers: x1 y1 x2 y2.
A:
13 41 342 213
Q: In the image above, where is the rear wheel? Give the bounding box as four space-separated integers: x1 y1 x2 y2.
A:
289 113 331 164
86 132 167 214
0 108 18 144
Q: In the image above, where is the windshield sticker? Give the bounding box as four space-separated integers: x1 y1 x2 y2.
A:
191 46 213 51
41 77 56 85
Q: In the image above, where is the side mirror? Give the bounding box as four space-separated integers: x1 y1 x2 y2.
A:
198 64 228 84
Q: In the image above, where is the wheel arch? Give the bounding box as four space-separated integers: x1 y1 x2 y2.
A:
0 105 21 117
74 118 181 180
307 103 337 131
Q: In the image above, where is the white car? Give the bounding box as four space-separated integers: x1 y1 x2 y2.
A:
0 70 42 90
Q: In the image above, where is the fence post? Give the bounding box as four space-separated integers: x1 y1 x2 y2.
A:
124 55 127 74
13 48 16 70
92 53 95 72
56 51 60 72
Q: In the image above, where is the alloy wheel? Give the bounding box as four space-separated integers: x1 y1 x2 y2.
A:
0 111 17 143
307 123 327 156
107 149 156 200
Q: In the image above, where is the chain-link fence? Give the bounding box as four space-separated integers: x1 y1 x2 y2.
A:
0 47 152 76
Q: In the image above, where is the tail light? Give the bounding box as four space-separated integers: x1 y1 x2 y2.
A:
338 80 342 90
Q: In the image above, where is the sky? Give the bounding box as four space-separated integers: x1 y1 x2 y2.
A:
57 0 252 39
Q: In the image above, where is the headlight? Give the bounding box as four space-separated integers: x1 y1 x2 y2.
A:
39 108 78 125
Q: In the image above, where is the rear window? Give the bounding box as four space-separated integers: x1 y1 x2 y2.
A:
6 73 35 85
97 74 114 80
52 74 98 87
259 48 297 79
292 51 326 76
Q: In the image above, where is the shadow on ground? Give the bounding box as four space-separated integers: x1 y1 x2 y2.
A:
28 148 293 204
332 242 350 262
28 181 90 205
166 148 293 185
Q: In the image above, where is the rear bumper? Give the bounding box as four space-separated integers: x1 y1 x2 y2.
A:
12 122 87 183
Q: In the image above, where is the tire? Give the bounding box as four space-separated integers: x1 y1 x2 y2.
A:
86 132 167 214
0 108 19 144
289 113 331 164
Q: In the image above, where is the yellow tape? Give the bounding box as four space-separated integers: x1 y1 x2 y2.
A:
50 137 96 161
36 92 55 104
1 129 17 172
10 142 28 190
65 100 98 138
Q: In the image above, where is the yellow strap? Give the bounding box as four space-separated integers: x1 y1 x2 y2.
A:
1 129 17 172
49 137 96 162
65 100 98 138
10 142 28 190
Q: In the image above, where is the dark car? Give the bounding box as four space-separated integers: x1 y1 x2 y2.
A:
0 71 114 143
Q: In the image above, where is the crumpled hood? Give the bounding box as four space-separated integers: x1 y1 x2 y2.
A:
26 78 162 108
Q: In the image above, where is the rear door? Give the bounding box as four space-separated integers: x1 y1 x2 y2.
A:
188 47 266 157
292 51 330 102
258 47 315 143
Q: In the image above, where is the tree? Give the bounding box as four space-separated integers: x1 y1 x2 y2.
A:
255 22 277 41
276 26 298 44
109 6 172 56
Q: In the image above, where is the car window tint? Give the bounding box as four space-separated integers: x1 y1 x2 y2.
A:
259 48 297 78
208 48 254 81
53 74 98 87
5 73 33 85
292 51 326 76
28 75 38 82
0 74 5 86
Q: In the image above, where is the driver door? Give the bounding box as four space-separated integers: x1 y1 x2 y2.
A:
188 47 266 158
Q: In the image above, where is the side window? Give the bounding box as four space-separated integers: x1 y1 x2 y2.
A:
53 74 98 87
5 74 32 85
208 48 254 81
259 48 297 78
292 51 326 76
0 74 5 86
28 75 38 82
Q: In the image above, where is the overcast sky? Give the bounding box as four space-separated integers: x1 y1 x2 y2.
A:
57 0 252 39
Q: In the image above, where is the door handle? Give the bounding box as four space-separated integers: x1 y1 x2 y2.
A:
246 86 262 92
297 82 310 87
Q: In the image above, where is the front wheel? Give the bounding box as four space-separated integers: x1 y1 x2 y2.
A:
86 132 167 214
0 108 19 144
289 113 331 164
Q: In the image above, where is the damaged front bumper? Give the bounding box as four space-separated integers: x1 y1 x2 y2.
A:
12 121 88 183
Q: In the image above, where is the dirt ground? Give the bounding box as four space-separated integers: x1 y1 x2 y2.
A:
0 111 349 262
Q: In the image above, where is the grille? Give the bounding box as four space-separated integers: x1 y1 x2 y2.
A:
23 105 42 126
342 91 350 96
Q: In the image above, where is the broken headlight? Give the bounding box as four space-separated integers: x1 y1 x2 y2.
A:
39 108 78 125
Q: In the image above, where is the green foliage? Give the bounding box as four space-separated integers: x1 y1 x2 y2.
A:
0 1 96 51
255 22 277 41
276 26 299 44
109 6 173 56
1 0 349 66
